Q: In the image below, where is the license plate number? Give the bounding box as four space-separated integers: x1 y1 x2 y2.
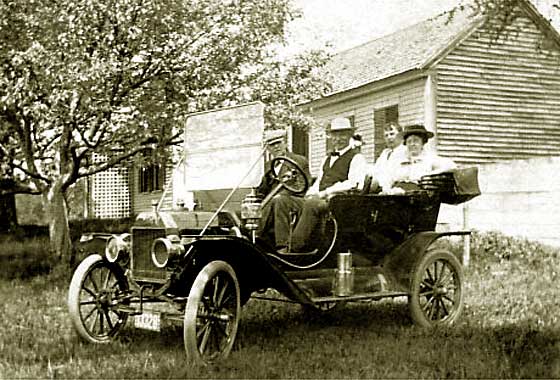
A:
134 312 161 332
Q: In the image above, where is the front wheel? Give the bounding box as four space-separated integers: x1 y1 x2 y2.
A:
408 249 464 327
68 254 129 343
184 261 241 365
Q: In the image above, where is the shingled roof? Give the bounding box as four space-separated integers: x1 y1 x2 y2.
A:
322 7 482 96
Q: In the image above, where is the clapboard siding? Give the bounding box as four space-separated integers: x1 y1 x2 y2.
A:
306 78 426 175
436 15 560 164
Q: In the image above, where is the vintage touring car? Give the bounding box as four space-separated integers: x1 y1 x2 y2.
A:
67 104 480 365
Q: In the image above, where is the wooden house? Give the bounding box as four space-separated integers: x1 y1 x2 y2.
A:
300 0 560 176
88 0 560 219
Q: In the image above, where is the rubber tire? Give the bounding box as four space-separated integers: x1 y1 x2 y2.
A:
408 249 464 327
184 261 241 365
68 254 129 343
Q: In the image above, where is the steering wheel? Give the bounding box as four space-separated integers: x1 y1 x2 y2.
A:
270 156 309 196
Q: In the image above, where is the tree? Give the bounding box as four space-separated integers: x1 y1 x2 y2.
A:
0 0 329 264
453 0 560 38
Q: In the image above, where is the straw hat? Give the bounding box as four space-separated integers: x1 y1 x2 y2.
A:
330 117 353 131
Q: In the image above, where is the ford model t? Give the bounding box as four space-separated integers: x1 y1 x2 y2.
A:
67 103 480 365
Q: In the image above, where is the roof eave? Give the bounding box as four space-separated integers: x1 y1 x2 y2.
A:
520 0 560 50
421 15 485 69
298 68 428 111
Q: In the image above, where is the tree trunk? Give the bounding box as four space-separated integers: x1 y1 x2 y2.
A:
0 179 19 232
0 193 17 232
44 183 72 265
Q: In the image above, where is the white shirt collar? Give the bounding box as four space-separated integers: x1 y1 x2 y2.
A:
336 145 352 156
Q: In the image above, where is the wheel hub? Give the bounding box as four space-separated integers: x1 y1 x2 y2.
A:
96 289 113 308
433 285 448 296
201 308 232 322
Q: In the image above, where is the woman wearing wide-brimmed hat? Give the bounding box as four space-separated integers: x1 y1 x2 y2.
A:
383 124 457 194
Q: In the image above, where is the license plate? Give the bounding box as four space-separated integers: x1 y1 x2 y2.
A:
134 312 161 332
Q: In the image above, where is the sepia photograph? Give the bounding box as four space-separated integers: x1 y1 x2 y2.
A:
1 0 559 378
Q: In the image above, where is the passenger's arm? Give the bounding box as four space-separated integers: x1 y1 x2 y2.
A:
429 156 457 174
306 158 325 196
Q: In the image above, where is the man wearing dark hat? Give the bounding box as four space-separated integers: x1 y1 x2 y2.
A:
256 129 311 250
286 117 367 253
383 124 456 194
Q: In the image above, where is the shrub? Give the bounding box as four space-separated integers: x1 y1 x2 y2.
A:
0 218 133 280
468 230 559 269
69 217 132 242
0 234 54 280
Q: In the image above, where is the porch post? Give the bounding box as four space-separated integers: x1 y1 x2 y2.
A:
424 72 437 153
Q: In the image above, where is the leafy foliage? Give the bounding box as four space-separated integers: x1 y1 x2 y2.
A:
0 0 329 260
469 229 559 267
455 0 560 44
0 234 53 279
0 0 327 189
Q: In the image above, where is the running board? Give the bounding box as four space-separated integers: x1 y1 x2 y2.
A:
311 290 408 303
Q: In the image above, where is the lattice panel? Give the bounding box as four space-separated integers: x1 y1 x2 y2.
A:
90 154 131 218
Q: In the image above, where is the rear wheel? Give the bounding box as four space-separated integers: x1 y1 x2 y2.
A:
184 261 241 365
408 249 463 327
68 254 129 343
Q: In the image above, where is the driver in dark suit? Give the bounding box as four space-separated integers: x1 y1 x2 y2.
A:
256 129 311 251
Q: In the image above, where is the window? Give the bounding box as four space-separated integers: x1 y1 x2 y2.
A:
139 163 165 193
373 105 398 160
291 125 308 158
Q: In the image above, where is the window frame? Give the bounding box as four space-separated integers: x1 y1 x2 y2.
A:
373 105 399 160
138 162 165 194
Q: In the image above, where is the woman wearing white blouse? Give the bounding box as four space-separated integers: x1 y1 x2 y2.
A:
384 124 457 194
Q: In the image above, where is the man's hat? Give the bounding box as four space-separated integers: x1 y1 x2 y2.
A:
263 129 286 145
330 117 353 131
402 124 434 143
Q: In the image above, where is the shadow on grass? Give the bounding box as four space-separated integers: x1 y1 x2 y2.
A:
97 301 560 379
239 298 412 337
10 293 552 379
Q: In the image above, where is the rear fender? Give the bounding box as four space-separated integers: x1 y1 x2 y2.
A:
179 237 313 305
383 231 466 291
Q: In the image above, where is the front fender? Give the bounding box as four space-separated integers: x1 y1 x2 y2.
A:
179 236 313 305
382 231 465 292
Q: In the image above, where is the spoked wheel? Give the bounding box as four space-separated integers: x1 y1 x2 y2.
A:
184 261 241 365
408 249 464 327
68 254 129 343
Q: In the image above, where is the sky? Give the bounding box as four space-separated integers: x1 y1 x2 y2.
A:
283 0 560 56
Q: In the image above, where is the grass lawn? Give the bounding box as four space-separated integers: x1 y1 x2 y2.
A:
0 231 559 379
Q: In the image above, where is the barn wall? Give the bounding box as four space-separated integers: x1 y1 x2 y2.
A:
436 14 560 165
438 156 560 247
306 77 427 176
